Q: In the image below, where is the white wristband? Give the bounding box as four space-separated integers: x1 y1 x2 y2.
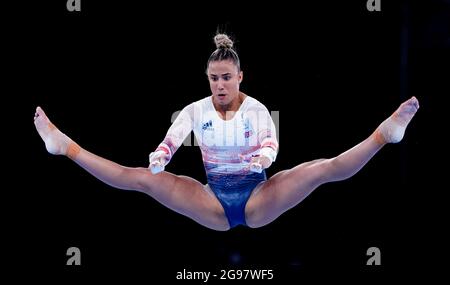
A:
149 150 169 174
259 147 277 162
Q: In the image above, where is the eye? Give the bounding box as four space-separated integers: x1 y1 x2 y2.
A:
223 75 231 81
210 76 218 81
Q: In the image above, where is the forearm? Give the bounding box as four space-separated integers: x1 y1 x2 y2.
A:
153 105 194 161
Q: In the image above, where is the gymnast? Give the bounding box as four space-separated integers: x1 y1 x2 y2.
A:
34 33 419 231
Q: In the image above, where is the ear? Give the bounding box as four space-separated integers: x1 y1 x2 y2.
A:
238 71 243 84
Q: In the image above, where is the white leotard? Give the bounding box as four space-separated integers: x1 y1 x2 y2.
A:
155 95 278 175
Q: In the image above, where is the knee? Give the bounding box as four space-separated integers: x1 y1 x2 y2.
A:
303 158 336 184
320 157 351 182
135 168 175 193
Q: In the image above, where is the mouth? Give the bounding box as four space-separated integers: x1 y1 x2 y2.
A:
217 93 227 99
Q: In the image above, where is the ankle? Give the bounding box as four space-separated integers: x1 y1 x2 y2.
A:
66 141 81 160
372 129 387 146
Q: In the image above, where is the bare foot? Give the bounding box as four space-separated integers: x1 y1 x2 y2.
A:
376 96 420 144
34 107 72 155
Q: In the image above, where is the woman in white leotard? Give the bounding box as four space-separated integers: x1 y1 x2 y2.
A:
34 33 419 231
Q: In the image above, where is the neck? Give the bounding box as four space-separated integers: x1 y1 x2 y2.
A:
214 92 246 120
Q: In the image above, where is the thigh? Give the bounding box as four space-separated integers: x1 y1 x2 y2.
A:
135 168 229 231
245 159 329 228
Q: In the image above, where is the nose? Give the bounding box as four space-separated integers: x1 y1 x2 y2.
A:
217 79 225 90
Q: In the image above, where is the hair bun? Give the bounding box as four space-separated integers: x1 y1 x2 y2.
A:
214 34 233 49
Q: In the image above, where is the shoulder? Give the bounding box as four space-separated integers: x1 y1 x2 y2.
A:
190 96 213 109
180 97 214 122
183 97 210 111
243 95 269 112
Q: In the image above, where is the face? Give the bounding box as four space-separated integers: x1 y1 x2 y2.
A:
207 60 243 106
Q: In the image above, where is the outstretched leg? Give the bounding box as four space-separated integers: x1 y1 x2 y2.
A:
34 107 229 231
245 97 419 228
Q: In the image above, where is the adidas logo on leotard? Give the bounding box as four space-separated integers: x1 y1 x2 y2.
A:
202 120 214 131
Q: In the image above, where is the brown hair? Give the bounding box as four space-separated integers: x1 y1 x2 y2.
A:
207 34 241 72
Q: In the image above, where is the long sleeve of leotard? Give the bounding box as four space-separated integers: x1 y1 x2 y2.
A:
154 104 194 162
247 103 279 162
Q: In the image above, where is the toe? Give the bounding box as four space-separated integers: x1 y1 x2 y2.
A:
410 97 419 108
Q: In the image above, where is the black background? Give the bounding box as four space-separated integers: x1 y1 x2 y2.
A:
11 0 449 281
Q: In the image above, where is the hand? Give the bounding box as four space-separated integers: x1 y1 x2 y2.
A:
249 155 272 173
149 150 169 174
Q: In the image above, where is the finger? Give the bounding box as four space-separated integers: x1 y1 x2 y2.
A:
250 162 262 173
159 156 167 166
